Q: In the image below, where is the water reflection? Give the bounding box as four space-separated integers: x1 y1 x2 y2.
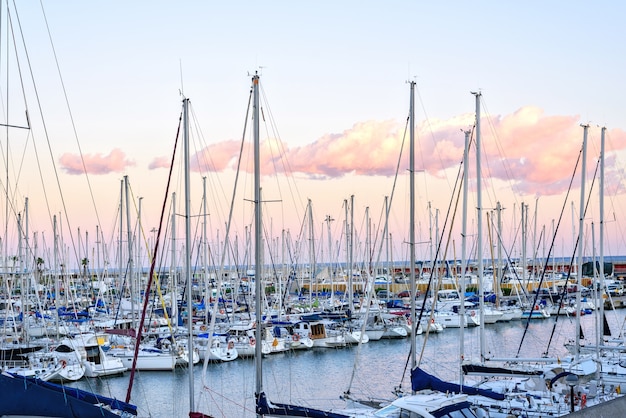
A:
67 310 622 417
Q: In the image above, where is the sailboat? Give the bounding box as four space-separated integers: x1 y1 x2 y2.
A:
244 73 355 418
120 97 210 417
454 100 626 416
330 83 487 418
0 371 137 418
0 1 139 415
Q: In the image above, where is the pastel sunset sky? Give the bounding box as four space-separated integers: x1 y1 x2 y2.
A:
4 2 626 271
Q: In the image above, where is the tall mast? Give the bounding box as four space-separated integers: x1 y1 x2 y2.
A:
24 198 29 275
118 180 123 304
124 176 134 329
252 73 264 416
202 177 209 324
598 127 606 367
384 196 390 297
170 192 177 322
472 91 485 363
459 128 471 387
496 202 503 303
349 195 354 313
409 81 417 372
308 199 315 308
575 124 589 361
138 197 142 283
181 98 195 411
326 215 334 301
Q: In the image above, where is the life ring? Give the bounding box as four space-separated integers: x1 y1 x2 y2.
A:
60 359 67 368
431 318 435 324
200 325 207 331
227 340 234 350
470 310 476 317
219 309 225 315
292 334 300 342
534 305 539 311
249 337 256 345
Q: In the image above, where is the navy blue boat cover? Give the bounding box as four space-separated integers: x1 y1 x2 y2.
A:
411 367 505 401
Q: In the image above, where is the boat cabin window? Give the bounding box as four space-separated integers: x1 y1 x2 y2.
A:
433 406 478 418
438 290 459 300
373 405 424 417
85 345 101 364
374 404 477 418
444 409 477 418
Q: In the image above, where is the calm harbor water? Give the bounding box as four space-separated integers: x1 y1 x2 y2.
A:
66 309 624 417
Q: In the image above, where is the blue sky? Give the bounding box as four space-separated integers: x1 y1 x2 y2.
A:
4 1 626 265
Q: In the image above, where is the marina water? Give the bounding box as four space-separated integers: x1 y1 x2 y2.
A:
63 308 621 417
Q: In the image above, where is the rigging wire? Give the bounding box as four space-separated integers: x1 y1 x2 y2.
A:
603 130 626 256
367 114 410 285
511 141 583 357
397 130 469 393
33 0 102 268
200 84 254 402
259 82 306 231
414 82 444 197
538 153 601 357
125 109 182 404
479 98 519 212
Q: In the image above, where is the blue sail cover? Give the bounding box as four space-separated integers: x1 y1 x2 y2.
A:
411 367 505 401
0 372 137 417
256 392 351 418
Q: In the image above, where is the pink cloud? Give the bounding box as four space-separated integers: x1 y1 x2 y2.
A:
285 120 408 177
149 141 241 172
145 107 626 197
191 140 241 172
475 108 626 196
149 156 171 170
60 148 134 175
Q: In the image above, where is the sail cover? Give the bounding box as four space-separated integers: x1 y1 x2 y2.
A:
411 367 505 401
256 391 352 418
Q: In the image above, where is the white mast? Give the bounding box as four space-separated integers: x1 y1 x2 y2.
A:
325 215 334 302
349 195 354 314
384 196 390 297
598 127 606 362
118 180 123 304
409 81 417 372
522 202 527 286
202 177 209 324
124 176 134 329
252 73 264 416
575 124 589 361
308 199 315 308
496 202 503 301
459 128 471 387
170 192 177 323
182 97 195 411
472 91 485 363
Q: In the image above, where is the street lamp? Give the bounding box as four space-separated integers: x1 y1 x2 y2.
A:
565 373 579 413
